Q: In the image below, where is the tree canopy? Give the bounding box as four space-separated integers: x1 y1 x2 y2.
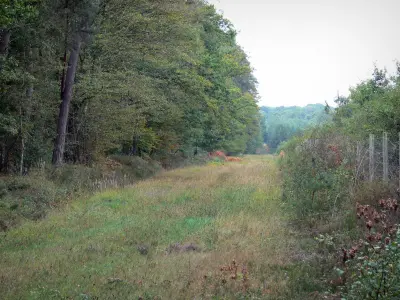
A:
0 0 262 172
329 63 400 140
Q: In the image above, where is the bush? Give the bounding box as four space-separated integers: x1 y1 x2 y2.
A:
0 176 67 229
280 127 354 227
341 200 400 299
47 164 102 193
279 126 363 296
345 230 400 299
109 155 162 178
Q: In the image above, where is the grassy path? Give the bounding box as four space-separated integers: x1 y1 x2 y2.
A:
0 156 299 299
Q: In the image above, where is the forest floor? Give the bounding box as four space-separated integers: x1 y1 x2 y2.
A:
0 156 313 299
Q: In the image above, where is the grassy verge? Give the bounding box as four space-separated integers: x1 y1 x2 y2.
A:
0 156 167 231
0 155 314 299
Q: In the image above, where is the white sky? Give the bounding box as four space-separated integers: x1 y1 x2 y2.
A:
208 0 400 107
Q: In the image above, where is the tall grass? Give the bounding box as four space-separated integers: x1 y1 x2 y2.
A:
0 156 164 231
0 156 314 299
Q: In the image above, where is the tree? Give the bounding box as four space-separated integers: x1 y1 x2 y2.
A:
0 0 261 172
52 0 100 166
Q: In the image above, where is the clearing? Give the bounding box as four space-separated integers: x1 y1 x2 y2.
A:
0 156 303 299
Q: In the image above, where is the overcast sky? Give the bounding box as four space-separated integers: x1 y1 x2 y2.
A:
208 0 400 107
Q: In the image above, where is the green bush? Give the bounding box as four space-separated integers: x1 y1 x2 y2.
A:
338 199 400 299
0 176 67 229
343 228 400 299
279 127 360 295
280 128 354 227
47 164 101 193
109 155 162 178
0 179 7 198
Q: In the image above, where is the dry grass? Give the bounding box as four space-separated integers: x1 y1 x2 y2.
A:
0 155 304 299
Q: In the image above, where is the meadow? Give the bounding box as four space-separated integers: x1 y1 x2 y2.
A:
0 156 315 299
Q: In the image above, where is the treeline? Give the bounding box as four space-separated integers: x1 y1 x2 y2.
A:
260 104 328 151
280 64 400 298
330 65 400 139
0 0 262 173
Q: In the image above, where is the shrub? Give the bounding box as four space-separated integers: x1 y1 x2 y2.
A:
0 179 7 198
0 176 67 229
109 155 162 178
47 164 102 193
344 230 400 299
340 199 400 299
280 127 354 226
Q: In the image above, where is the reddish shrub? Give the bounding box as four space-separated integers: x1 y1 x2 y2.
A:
208 151 227 160
226 157 242 162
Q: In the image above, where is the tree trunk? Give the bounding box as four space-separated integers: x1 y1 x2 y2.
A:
0 28 11 71
60 0 69 98
131 135 139 156
0 29 10 55
19 106 25 175
52 34 82 166
0 143 5 172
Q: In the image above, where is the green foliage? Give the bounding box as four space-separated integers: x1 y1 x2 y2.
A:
341 202 400 300
279 64 400 298
344 231 400 299
108 155 162 178
0 0 261 173
261 104 329 152
0 176 66 227
331 64 400 140
0 0 38 28
280 126 352 226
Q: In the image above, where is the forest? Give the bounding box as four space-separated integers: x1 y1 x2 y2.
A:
0 0 262 174
260 104 328 152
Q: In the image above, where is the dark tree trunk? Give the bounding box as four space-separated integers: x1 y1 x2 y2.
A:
131 135 139 156
19 106 25 175
52 34 82 166
0 29 11 71
0 29 10 55
60 0 69 97
0 143 6 172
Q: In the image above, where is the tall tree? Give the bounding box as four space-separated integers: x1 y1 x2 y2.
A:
52 0 99 166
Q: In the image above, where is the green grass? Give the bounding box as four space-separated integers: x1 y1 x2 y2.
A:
0 155 312 299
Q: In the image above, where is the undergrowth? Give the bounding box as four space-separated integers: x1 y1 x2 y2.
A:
280 126 400 299
0 155 166 231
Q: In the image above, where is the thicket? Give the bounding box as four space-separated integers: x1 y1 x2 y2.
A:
280 64 400 298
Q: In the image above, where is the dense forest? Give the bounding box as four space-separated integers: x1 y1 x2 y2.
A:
0 0 262 173
260 104 328 151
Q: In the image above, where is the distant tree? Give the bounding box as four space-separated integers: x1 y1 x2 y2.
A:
260 104 328 152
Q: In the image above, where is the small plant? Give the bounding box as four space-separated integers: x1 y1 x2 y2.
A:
201 259 251 297
338 198 400 299
218 259 250 293
315 233 335 251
